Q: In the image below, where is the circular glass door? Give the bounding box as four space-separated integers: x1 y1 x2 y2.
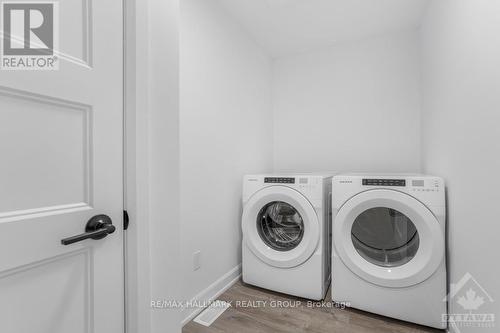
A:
257 201 304 251
351 207 419 267
333 189 444 287
242 186 320 268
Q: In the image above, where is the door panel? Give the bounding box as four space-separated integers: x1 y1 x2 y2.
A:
1 250 91 333
0 89 91 215
0 0 123 331
58 0 93 66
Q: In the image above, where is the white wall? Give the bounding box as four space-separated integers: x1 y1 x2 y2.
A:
272 31 422 173
421 1 500 331
179 0 273 321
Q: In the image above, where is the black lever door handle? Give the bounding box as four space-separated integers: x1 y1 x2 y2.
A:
61 214 116 245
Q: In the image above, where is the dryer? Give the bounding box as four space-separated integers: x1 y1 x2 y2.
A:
242 174 332 300
331 174 447 329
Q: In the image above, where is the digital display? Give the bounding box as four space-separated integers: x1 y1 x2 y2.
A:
412 180 425 187
264 177 295 184
362 179 406 187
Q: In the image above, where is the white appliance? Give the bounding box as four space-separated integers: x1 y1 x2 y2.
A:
331 174 447 329
242 174 332 300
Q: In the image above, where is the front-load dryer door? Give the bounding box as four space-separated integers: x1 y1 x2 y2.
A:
334 189 444 288
242 186 320 268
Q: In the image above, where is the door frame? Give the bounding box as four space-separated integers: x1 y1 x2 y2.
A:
124 1 181 333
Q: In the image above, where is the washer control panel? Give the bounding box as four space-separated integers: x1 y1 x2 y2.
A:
264 177 295 184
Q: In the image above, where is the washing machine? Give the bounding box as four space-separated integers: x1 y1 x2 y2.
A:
242 174 332 300
331 174 446 329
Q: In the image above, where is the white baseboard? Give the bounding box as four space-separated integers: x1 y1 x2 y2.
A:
181 264 241 326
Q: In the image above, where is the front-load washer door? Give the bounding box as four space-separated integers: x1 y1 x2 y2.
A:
242 186 320 268
333 189 444 288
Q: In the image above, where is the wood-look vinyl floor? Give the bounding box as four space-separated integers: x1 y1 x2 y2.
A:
183 280 443 333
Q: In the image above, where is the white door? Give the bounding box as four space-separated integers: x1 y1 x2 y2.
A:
0 0 124 332
333 189 444 288
242 186 320 268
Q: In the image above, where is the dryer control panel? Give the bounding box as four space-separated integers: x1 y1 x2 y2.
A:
409 178 441 193
332 174 445 210
264 177 295 184
362 179 406 187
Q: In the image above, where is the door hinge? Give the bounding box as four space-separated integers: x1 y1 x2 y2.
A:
123 210 130 230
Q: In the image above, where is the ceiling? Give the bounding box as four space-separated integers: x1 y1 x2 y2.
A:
215 0 431 58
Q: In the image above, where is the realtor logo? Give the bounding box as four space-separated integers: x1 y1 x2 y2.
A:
1 1 59 70
443 272 495 332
